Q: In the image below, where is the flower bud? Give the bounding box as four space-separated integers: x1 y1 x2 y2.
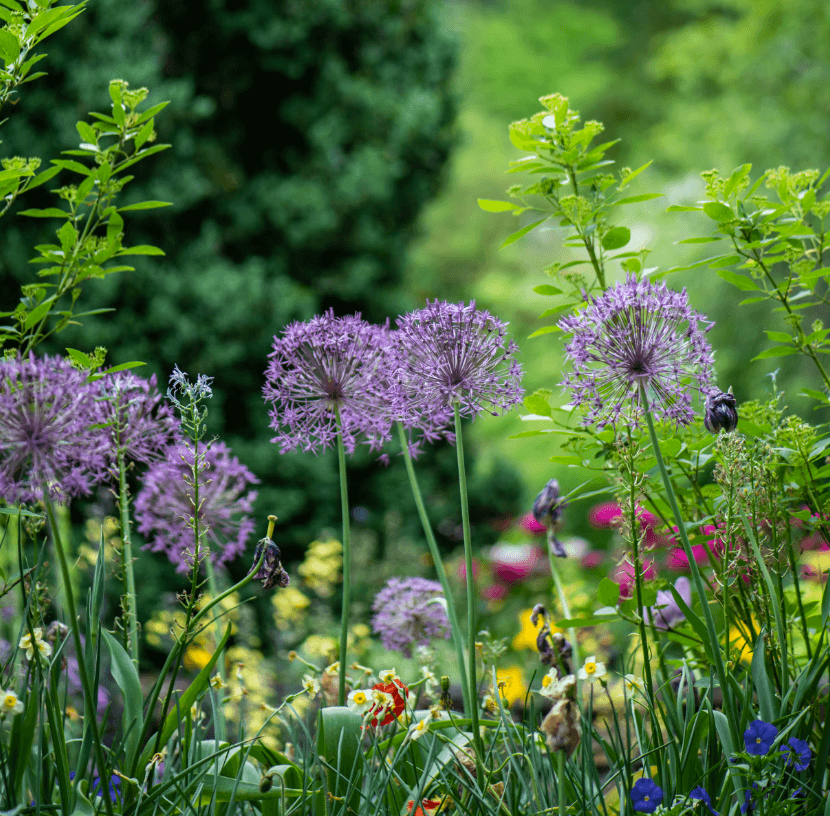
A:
532 479 568 558
704 388 738 433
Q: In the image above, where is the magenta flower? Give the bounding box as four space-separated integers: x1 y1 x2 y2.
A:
263 310 397 454
396 300 523 421
98 372 178 465
0 354 108 503
135 441 258 573
613 558 657 600
666 525 726 570
559 275 715 429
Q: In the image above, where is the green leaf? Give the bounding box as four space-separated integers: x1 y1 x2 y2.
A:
65 348 91 368
135 100 170 125
107 211 124 245
548 454 582 466
19 207 68 218
97 162 111 184
709 255 742 269
751 346 800 361
116 245 165 256
677 237 720 244
523 395 552 418
619 160 652 190
723 164 752 198
799 388 830 404
703 201 734 222
0 28 20 64
764 331 792 343
527 325 559 338
76 120 98 145
613 193 663 205
533 284 562 296
601 226 630 250
317 707 363 812
57 220 77 253
597 577 620 607
500 218 547 249
25 165 61 191
666 205 703 212
716 269 760 291
50 159 90 176
102 629 144 769
118 200 172 212
23 300 51 329
477 198 520 213
189 775 305 804
87 361 146 382
134 119 155 150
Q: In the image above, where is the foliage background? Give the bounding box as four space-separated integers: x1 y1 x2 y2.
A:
2 0 830 585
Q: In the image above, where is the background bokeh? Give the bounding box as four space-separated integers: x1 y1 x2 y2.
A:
2 0 829 600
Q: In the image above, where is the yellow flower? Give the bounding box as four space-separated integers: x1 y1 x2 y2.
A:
1 690 23 716
302 674 321 695
623 674 644 695
347 689 371 715
298 538 342 596
495 665 526 705
512 608 561 651
183 646 213 672
301 635 338 660
272 586 311 631
19 628 51 661
408 714 432 741
210 674 227 690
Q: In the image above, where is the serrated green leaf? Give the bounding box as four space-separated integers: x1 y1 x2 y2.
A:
57 220 77 253
799 388 830 403
533 284 562 296
765 331 792 343
0 28 19 64
50 158 90 176
500 218 547 249
723 164 752 198
25 165 61 190
703 201 734 221
107 211 124 245
601 226 630 250
97 162 111 184
477 198 520 213
134 118 154 149
23 300 51 329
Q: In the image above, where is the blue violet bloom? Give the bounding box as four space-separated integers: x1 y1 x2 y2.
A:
744 720 778 755
631 779 664 814
740 784 760 814
780 737 811 771
689 786 719 816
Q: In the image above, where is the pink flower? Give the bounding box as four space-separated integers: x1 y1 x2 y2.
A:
589 502 664 546
665 525 725 571
456 559 480 582
613 558 657 600
489 543 542 584
581 550 605 569
482 583 509 601
520 512 547 535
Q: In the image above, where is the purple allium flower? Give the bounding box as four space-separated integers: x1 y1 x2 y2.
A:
558 274 715 429
371 577 451 657
744 719 778 755
135 441 258 573
98 372 178 465
631 778 663 814
263 310 397 454
645 576 692 630
689 786 718 816
395 300 523 421
780 737 811 771
0 354 108 503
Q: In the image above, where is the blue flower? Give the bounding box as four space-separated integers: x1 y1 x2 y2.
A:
92 774 121 803
631 779 664 814
689 786 719 816
779 737 811 771
740 784 759 814
743 720 777 755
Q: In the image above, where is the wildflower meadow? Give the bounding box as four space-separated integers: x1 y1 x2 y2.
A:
2 3 830 815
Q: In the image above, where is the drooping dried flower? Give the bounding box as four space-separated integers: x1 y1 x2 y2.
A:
263 310 396 454
559 275 715 429
532 478 568 557
135 441 258 573
0 354 108 503
371 577 451 658
396 300 524 421
704 387 738 433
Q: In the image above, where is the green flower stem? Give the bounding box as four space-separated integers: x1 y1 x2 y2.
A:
336 426 351 706
204 555 227 740
397 422 472 716
117 449 140 668
546 550 580 671
453 404 484 759
557 750 567 816
638 383 740 743
43 492 115 816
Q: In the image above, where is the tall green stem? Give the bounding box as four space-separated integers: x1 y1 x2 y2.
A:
637 383 739 744
397 422 472 715
204 555 227 740
453 405 483 757
336 427 351 706
117 449 140 668
547 551 580 671
43 492 115 816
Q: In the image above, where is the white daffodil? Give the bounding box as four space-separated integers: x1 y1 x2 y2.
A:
346 688 372 716
19 628 51 661
302 674 321 696
210 674 227 690
1 689 23 716
408 714 432 741
540 673 558 698
324 662 339 676
623 674 644 695
578 655 606 683
378 668 397 684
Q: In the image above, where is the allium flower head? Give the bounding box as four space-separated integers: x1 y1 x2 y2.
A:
631 779 663 814
135 441 258 573
396 300 523 421
371 577 451 657
744 719 777 755
98 372 177 465
263 310 397 454
780 736 811 771
0 354 108 503
559 275 715 429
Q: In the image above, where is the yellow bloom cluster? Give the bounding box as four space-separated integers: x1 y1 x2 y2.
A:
297 538 342 597
223 645 281 750
271 586 310 631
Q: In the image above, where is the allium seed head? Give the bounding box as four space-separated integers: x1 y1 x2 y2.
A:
0 354 109 503
559 275 715 429
396 300 524 421
135 441 258 573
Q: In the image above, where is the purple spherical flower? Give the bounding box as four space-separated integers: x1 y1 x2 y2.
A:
631 778 663 814
263 310 397 454
396 300 524 421
780 736 811 771
744 719 778 755
558 275 715 429
98 372 178 466
0 354 108 503
135 441 258 573
689 787 718 816
371 577 451 657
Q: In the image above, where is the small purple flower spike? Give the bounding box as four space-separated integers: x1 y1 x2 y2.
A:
558 274 715 429
263 310 397 454
371 577 451 658
0 354 108 503
135 441 258 573
396 300 524 421
743 719 778 755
